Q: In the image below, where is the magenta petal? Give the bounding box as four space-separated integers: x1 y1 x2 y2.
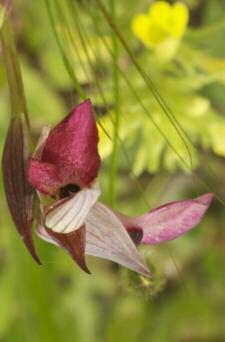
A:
116 193 213 245
28 158 62 195
41 99 100 189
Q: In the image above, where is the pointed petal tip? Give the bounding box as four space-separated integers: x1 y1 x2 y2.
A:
80 98 92 107
69 99 92 118
38 225 91 273
32 253 42 266
77 261 91 275
196 193 214 206
135 263 151 278
125 246 151 277
38 98 100 189
86 202 151 277
23 235 42 265
70 253 91 274
45 225 90 274
70 98 93 119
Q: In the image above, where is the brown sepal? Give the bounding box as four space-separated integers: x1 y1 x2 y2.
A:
46 225 90 274
2 117 41 264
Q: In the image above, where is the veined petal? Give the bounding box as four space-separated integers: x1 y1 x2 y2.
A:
37 224 90 273
85 202 151 277
116 193 213 245
47 225 90 274
41 99 101 189
45 181 101 233
2 117 41 264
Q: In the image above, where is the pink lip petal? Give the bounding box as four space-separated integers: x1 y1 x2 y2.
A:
41 99 101 189
115 193 213 245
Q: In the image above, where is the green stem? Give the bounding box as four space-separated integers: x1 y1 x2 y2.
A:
109 0 120 207
0 7 30 128
45 0 85 100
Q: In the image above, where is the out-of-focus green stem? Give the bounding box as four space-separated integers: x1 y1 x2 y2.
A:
109 0 120 207
0 6 30 129
45 0 86 100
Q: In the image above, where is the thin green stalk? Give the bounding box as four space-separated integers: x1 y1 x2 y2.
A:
95 0 225 205
87 3 224 205
0 8 30 128
85 4 190 170
109 0 120 207
71 0 150 208
55 0 94 87
45 0 86 100
67 0 107 104
45 0 152 208
95 0 193 172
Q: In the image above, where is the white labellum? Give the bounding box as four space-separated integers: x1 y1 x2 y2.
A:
45 181 101 233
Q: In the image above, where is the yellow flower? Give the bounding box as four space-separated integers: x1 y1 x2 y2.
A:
132 1 189 50
209 123 225 156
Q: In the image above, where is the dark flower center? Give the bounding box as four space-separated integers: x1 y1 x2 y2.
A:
59 184 80 199
127 227 143 246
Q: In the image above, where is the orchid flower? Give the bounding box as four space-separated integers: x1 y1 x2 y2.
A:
27 99 213 277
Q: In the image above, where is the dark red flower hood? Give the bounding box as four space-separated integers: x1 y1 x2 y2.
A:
28 99 101 195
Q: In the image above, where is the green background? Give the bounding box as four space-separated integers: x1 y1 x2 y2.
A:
0 1 225 341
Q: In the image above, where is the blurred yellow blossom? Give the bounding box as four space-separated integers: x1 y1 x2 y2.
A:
209 123 225 156
132 1 189 59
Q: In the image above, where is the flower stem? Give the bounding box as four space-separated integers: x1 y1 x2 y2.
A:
0 5 30 129
109 0 120 208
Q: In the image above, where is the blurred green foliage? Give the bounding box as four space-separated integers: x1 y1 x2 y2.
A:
0 0 225 341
